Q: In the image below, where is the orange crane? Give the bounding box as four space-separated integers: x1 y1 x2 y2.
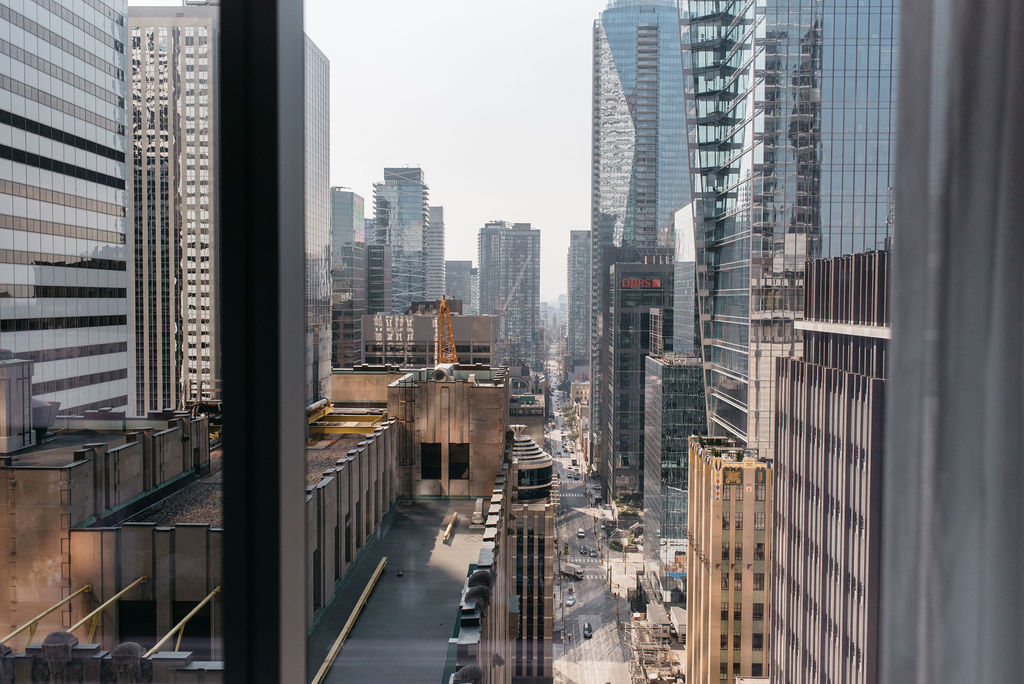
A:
436 295 459 364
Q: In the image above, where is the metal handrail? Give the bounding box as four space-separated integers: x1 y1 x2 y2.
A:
1 585 92 646
143 586 221 657
442 512 458 542
69 576 148 643
310 556 387 684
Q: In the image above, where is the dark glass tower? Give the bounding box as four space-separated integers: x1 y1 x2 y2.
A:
683 0 899 456
591 0 691 496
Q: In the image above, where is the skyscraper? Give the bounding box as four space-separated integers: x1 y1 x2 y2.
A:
365 244 393 315
330 188 367 368
0 0 130 415
683 1 899 456
425 205 445 300
372 167 429 314
477 221 541 370
305 36 331 403
771 250 889 684
591 0 690 492
565 230 590 374
444 259 473 312
128 5 220 415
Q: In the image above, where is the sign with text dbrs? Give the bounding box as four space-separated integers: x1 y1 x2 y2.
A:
620 277 662 289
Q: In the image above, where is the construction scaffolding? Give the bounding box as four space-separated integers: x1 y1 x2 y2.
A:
625 616 674 684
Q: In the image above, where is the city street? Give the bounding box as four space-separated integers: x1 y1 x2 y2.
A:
546 389 630 684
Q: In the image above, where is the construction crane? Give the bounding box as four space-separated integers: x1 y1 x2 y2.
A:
497 261 529 366
436 295 459 364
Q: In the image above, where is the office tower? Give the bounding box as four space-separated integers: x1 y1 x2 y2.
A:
365 244 393 315
445 259 473 312
591 0 690 489
0 0 130 415
425 205 445 300
305 36 330 403
470 266 479 316
372 167 429 314
673 260 696 353
127 6 220 415
602 255 674 496
330 188 367 368
361 310 497 366
565 230 590 373
771 251 890 684
688 438 773 684
683 1 899 456
477 221 541 370
643 353 706 603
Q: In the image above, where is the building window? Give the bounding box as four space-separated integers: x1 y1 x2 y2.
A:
756 483 766 501
735 483 743 501
752 664 763 676
720 663 728 680
721 634 728 649
734 572 742 589
723 484 730 500
753 633 764 650
734 604 742 621
421 443 442 479
734 543 742 561
722 542 730 560
734 634 741 649
722 573 729 590
735 511 743 530
449 443 470 479
722 512 730 530
721 601 729 621
753 603 764 621
754 512 766 530
754 542 765 560
754 573 765 591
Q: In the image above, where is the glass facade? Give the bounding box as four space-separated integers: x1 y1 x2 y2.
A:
424 205 445 301
643 353 706 603
330 187 366 368
444 259 472 312
684 0 899 455
304 36 330 404
590 0 691 483
565 229 590 369
128 7 219 415
477 221 541 370
372 167 429 315
0 0 130 414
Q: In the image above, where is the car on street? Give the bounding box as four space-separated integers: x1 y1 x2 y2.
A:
565 595 576 607
583 622 593 638
579 545 587 554
577 527 585 538
590 549 598 558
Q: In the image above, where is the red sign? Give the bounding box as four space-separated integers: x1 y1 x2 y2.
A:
620 277 662 289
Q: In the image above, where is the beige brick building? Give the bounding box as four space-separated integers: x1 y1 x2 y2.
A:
687 437 773 683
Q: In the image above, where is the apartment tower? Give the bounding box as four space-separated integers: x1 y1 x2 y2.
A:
372 167 429 314
477 221 541 370
330 188 367 368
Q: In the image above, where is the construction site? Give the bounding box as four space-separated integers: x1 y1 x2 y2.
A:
623 604 686 684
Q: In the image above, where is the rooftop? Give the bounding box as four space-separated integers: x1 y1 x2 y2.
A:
306 434 370 486
3 430 127 468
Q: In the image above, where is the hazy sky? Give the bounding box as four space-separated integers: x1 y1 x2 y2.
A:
305 0 608 301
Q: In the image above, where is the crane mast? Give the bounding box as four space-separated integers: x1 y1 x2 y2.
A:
436 295 459 364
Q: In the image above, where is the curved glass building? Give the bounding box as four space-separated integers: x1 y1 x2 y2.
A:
510 424 552 501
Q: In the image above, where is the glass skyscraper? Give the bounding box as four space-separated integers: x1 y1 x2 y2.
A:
128 5 220 415
424 205 445 301
565 229 590 372
444 259 473 312
304 36 331 404
477 220 541 370
372 167 429 315
0 0 130 414
684 1 898 456
591 0 690 495
330 188 366 368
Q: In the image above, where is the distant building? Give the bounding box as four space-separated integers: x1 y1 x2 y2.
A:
566 230 591 372
373 168 430 314
0 0 130 415
366 244 394 315
330 188 367 368
445 260 474 313
602 254 674 497
673 259 697 353
361 312 498 366
687 438 772 684
128 6 221 414
470 266 480 316
478 221 541 370
425 206 446 300
770 251 890 684
644 353 706 604
305 37 331 404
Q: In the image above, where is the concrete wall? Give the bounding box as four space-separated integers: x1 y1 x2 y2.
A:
390 378 509 498
328 367 404 406
0 417 210 640
305 420 398 627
